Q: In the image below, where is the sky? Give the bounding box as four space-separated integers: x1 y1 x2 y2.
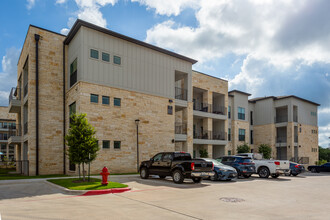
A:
0 0 329 148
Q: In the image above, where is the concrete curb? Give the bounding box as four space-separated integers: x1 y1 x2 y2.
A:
45 180 131 196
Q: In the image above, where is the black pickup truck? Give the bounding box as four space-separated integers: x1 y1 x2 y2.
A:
139 152 214 184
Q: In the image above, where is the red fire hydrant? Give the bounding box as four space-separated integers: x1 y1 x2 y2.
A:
100 166 110 185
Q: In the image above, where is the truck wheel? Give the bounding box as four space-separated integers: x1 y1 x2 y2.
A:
243 174 251 178
210 172 218 181
271 174 279 178
172 170 184 184
258 167 270 178
192 177 202 183
292 173 298 176
140 167 149 179
159 175 166 179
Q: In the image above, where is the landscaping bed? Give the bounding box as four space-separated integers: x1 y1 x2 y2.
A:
47 178 128 190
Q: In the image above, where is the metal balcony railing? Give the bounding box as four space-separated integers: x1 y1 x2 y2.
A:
276 136 287 143
275 115 288 123
175 87 187 101
212 105 227 115
194 130 212 139
24 122 28 135
175 122 187 135
213 131 227 141
193 102 212 113
294 135 298 143
9 87 21 104
9 124 22 137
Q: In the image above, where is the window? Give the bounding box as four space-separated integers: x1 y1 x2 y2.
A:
102 96 110 105
228 106 231 119
3 122 7 128
153 153 163 162
250 111 253 125
90 49 99 59
239 129 245 141
113 55 121 65
228 128 231 141
103 140 110 149
102 52 110 62
114 98 121 106
162 153 173 161
238 107 245 120
70 58 77 87
69 102 76 124
168 105 173 115
91 94 99 103
250 130 253 144
114 141 121 149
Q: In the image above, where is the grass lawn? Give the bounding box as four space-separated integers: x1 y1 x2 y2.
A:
48 178 128 190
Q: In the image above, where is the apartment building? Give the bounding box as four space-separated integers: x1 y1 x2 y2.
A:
228 91 319 165
0 107 16 161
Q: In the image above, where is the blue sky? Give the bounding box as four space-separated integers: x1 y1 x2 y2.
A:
0 0 329 148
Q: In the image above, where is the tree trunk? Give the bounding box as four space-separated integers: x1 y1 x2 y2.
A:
82 163 85 181
78 163 81 179
88 161 90 182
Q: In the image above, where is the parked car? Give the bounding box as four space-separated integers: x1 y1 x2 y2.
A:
202 158 237 181
216 156 255 178
237 153 290 178
288 162 305 176
139 152 214 184
308 162 330 173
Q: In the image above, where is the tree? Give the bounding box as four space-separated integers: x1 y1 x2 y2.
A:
237 143 250 153
319 146 330 162
65 113 99 181
258 144 272 159
199 149 209 158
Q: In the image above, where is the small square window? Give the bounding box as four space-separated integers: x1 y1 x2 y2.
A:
91 94 99 103
90 49 99 59
114 98 121 106
103 140 110 149
114 141 121 149
102 52 110 62
102 96 110 105
114 56 121 65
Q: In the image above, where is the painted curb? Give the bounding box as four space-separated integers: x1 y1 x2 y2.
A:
45 180 131 196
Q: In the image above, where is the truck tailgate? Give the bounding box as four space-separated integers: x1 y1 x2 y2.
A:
193 160 213 172
276 160 290 170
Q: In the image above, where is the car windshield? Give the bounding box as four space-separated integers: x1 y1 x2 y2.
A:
204 159 223 166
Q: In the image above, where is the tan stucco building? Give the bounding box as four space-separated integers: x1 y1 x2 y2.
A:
8 20 319 175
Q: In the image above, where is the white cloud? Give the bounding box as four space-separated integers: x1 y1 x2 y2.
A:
131 0 200 16
26 0 35 10
60 28 70 35
319 123 330 148
56 0 67 4
0 47 20 105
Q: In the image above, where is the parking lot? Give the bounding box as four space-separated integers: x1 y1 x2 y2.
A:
0 172 330 220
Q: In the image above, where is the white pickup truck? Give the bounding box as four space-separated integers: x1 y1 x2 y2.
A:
237 153 290 178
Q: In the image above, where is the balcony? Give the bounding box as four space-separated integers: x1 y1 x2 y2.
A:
8 124 22 144
193 102 227 120
276 136 287 143
193 130 227 145
9 87 21 113
213 131 227 141
175 122 187 142
175 87 187 101
275 115 288 123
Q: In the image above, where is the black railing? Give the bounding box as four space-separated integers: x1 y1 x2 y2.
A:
9 124 22 137
212 105 227 115
194 130 212 139
175 122 187 134
275 115 288 123
276 136 287 143
175 87 187 101
24 84 28 97
213 131 227 140
193 102 212 113
294 135 298 143
9 87 21 104
70 70 77 87
293 115 298 122
24 122 28 135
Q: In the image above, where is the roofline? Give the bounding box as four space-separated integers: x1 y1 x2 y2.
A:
192 70 228 82
228 90 251 96
64 19 198 64
249 95 320 106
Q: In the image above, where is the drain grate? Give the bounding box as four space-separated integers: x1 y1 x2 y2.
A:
220 197 245 203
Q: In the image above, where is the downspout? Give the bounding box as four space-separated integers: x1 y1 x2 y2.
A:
63 43 66 174
34 34 40 176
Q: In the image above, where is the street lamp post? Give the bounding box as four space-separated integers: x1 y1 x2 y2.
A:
135 119 140 172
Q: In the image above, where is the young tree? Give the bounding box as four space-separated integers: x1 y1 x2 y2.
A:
199 149 209 158
258 144 272 159
65 113 99 181
237 143 250 153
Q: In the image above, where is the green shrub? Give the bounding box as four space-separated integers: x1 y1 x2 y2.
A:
315 160 327 165
199 149 208 158
258 144 272 159
237 143 250 153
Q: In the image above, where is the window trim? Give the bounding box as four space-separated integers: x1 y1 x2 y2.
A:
102 96 110 105
90 49 99 60
90 94 99 104
114 98 121 107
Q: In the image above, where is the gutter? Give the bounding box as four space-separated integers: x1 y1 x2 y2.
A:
35 34 40 176
63 43 66 174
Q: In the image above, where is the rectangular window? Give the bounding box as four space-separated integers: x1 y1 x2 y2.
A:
69 102 76 124
114 141 121 149
168 105 173 115
90 49 99 59
102 96 110 105
228 128 231 141
114 98 121 106
250 130 253 144
239 129 245 141
250 111 253 125
228 150 232 156
103 140 110 149
91 94 99 103
228 106 231 119
3 122 7 129
3 133 7 140
70 58 77 87
113 56 121 65
238 107 245 120
102 52 110 62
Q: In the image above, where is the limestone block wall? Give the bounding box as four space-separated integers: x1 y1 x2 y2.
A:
297 124 319 165
66 81 175 174
0 107 16 120
231 120 250 154
253 124 276 157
